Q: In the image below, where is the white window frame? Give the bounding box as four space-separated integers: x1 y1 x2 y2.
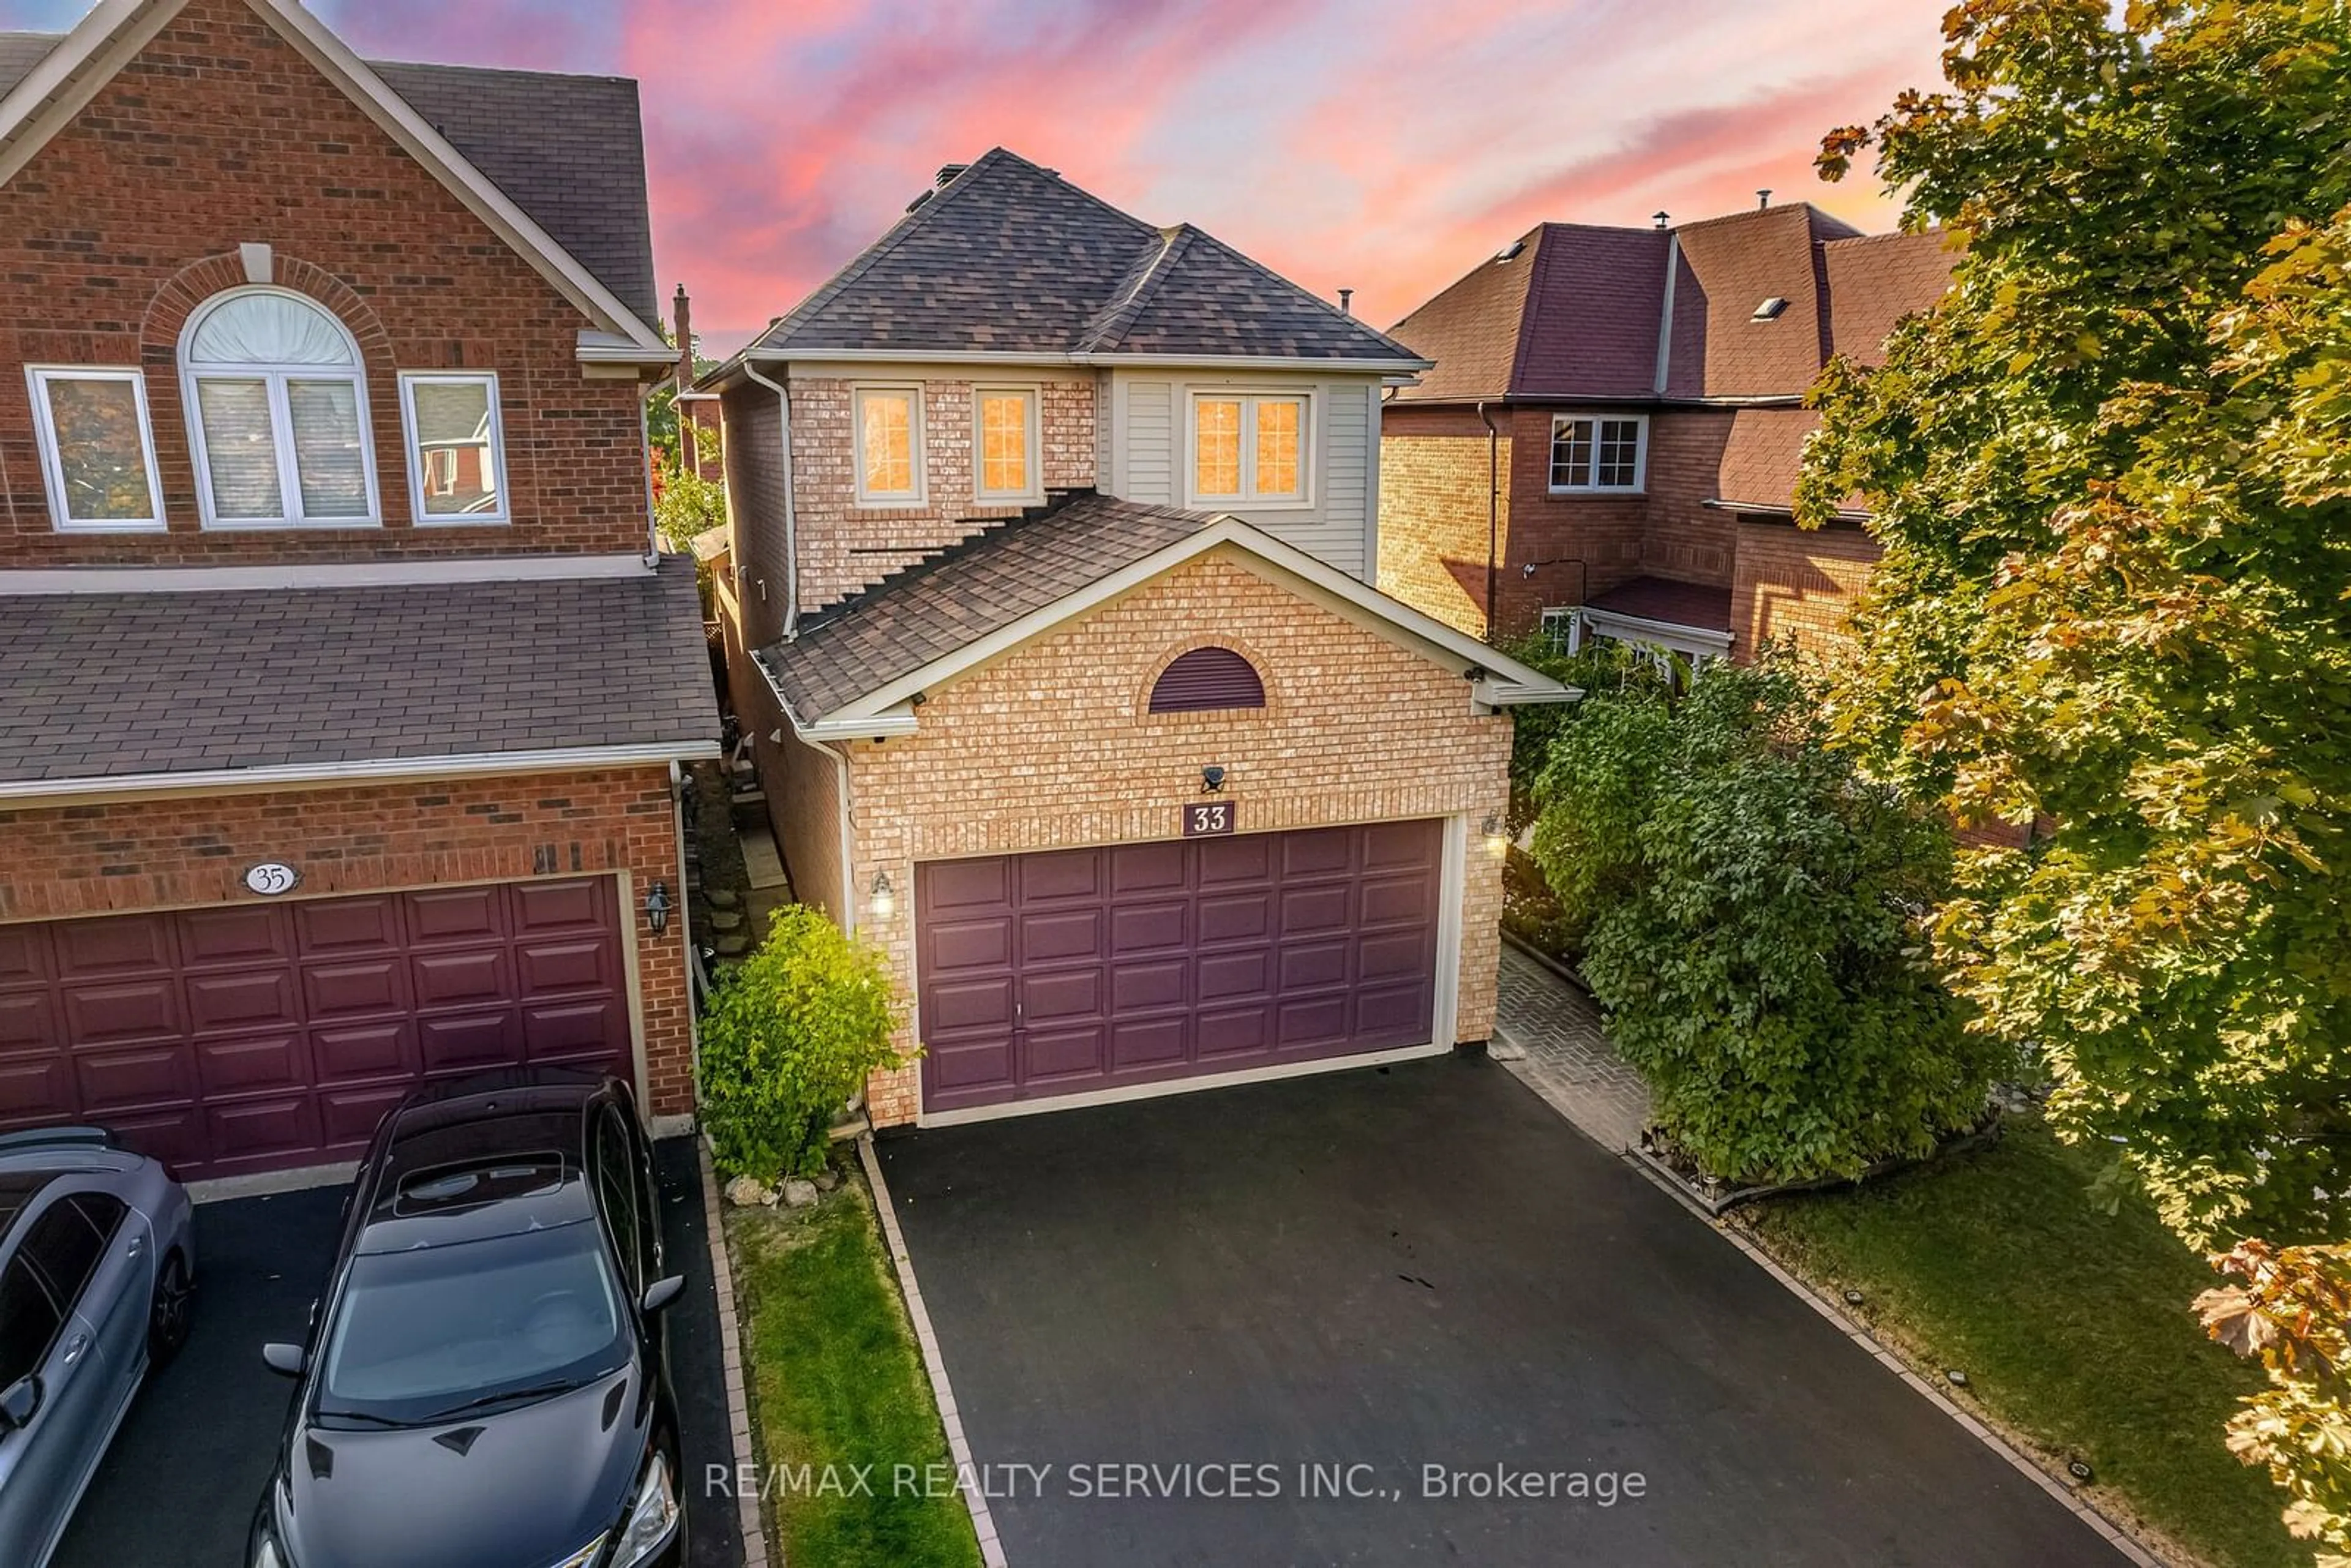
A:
179 286 381 530
24 366 165 533
397 370 510 526
1184 389 1314 511
852 383 926 507
1547 412 1649 495
970 384 1043 505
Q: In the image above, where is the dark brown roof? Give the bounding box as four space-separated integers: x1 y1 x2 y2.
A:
1388 203 1953 407
1716 408 1821 509
1586 575 1733 632
765 493 1220 720
745 149 1422 365
0 34 659 326
0 556 713 784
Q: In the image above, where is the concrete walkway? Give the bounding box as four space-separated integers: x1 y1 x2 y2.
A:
1491 940 1650 1153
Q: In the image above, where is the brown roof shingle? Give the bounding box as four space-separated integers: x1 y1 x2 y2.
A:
1824 228 1959 368
765 493 1220 720
0 556 713 784
1586 575 1733 631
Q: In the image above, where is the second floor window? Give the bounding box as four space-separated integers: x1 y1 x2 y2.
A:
973 387 1040 502
855 386 923 505
1191 392 1307 507
400 372 507 523
26 367 164 531
1549 414 1647 493
181 288 378 528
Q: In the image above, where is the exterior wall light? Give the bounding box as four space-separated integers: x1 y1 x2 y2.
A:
1481 815 1510 855
1201 765 1226 794
869 871 896 921
646 880 672 935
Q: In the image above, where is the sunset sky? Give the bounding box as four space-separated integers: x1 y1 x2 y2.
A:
9 0 1953 352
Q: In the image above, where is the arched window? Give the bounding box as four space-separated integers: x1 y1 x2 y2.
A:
1149 647 1265 714
181 288 377 528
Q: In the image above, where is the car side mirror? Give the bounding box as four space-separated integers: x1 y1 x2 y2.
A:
0 1376 39 1430
640 1276 685 1316
261 1343 308 1378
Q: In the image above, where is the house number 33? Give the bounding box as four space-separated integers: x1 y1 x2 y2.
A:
243 862 302 896
1183 803 1235 838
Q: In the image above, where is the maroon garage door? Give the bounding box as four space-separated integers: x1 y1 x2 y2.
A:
917 820 1444 1115
0 878 631 1179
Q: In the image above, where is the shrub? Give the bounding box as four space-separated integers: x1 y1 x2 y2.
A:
699 906 906 1182
1531 658 2006 1186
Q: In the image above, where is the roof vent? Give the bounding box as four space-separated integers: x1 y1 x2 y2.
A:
1752 296 1789 321
1493 238 1526 263
1757 188 1772 209
1652 211 1670 230
936 163 970 189
1338 288 1354 316
905 189 934 214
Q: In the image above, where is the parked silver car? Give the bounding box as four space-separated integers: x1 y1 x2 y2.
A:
0 1127 196 1568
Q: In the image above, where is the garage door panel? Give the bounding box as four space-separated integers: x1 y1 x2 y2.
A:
1021 909 1103 965
405 887 506 946
917 821 1442 1114
61 980 182 1047
411 948 512 1008
312 1020 417 1085
178 906 293 969
75 1043 195 1111
1 877 629 1179
53 916 172 977
294 897 402 954
184 969 299 1037
195 1033 308 1097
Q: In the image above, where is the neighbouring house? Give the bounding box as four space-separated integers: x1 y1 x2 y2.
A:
702 148 1570 1130
1376 198 1957 659
0 0 715 1179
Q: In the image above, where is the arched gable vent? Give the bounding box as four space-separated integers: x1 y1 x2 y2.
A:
1149 647 1265 714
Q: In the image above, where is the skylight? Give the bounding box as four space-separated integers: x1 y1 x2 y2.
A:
1752 297 1790 321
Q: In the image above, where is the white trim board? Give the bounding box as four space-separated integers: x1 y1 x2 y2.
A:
0 553 659 595
0 741 721 807
915 1041 1453 1129
0 0 667 355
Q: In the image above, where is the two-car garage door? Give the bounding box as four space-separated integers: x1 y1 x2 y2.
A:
917 820 1444 1116
0 877 632 1179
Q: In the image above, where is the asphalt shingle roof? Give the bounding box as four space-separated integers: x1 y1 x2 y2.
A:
0 34 659 327
0 555 714 784
766 493 1221 721
746 149 1422 364
1586 575 1733 632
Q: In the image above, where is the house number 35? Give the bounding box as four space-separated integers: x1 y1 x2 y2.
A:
243 862 302 896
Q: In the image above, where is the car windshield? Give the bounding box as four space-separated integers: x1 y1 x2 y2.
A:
318 1218 627 1424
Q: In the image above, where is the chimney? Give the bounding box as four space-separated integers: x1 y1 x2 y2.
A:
1337 288 1353 317
672 284 699 477
1652 210 1670 230
1757 188 1772 209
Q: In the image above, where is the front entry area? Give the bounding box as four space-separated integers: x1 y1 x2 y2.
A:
915 819 1445 1116
0 877 633 1179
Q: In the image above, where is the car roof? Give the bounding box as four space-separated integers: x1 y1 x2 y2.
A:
356 1073 612 1254
0 1171 64 1251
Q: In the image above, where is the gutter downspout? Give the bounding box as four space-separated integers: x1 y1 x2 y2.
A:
1476 399 1499 639
667 760 700 1056
637 383 661 568
739 361 800 639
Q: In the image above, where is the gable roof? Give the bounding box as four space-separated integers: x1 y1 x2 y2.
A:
0 1 666 352
1389 202 1952 406
759 492 1567 732
731 149 1425 370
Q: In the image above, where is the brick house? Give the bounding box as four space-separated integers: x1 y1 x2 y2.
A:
0 0 715 1179
702 149 1569 1129
1376 199 1956 658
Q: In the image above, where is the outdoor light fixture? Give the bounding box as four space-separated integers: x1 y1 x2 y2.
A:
1201 765 1226 794
645 881 672 936
1482 814 1510 855
869 871 896 921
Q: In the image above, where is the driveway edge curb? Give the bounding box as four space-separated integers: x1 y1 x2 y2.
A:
1606 1115 2167 1568
698 1138 776 1567
858 1131 1010 1568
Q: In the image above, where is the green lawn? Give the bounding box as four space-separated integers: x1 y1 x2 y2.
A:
1740 1117 2298 1568
727 1160 983 1568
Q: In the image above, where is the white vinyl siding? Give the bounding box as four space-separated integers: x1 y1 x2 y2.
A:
1123 380 1173 504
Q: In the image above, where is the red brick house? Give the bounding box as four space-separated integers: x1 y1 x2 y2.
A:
0 0 714 1180
701 150 1570 1130
1377 200 1956 658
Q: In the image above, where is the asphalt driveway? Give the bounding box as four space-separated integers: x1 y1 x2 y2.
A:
54 1138 739 1568
879 1055 2134 1567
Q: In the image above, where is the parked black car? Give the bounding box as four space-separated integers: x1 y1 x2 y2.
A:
248 1069 686 1568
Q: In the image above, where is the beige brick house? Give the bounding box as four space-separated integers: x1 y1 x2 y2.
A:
1377 201 1956 659
702 150 1569 1128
